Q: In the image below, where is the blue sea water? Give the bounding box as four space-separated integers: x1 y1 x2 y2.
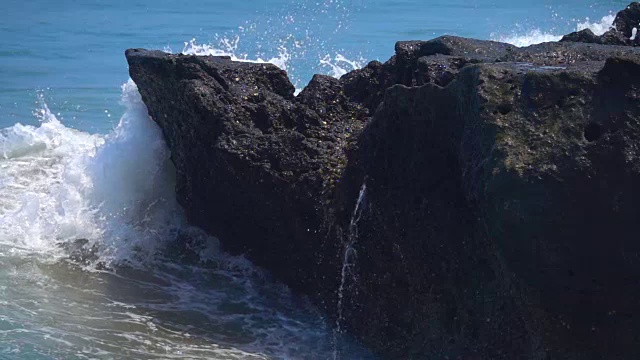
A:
0 0 629 359
0 0 626 131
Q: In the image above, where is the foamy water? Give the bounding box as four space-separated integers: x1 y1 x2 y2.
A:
0 81 373 359
0 81 180 267
492 13 615 47
181 37 363 88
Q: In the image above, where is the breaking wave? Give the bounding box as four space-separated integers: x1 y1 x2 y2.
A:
493 13 615 47
0 80 182 268
0 80 373 359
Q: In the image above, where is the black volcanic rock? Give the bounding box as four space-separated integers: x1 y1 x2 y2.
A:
561 28 604 44
562 2 640 46
335 55 640 359
125 48 364 298
614 2 640 38
126 3 640 359
562 28 631 46
341 36 511 114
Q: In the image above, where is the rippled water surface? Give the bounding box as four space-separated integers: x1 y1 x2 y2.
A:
0 246 356 359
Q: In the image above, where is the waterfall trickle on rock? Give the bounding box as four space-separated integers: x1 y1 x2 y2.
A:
333 181 367 360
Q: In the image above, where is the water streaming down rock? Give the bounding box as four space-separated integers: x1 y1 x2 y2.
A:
333 182 366 360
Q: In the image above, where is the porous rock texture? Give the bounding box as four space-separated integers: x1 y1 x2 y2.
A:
127 3 640 359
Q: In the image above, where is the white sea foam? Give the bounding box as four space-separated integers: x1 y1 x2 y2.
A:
576 14 615 36
0 81 185 267
179 37 363 92
494 30 563 48
181 37 291 72
492 12 616 47
319 53 364 78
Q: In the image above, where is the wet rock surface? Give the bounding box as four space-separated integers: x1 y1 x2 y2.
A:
127 3 640 359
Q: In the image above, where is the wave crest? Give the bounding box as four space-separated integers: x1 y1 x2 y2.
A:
492 12 615 47
0 81 194 268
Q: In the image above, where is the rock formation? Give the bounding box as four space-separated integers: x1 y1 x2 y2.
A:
127 3 640 359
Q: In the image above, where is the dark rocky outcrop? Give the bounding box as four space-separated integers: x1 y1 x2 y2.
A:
561 29 605 44
126 3 640 359
125 49 365 300
613 2 640 38
562 2 640 46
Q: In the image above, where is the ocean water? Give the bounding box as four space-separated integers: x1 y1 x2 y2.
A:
0 0 628 359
